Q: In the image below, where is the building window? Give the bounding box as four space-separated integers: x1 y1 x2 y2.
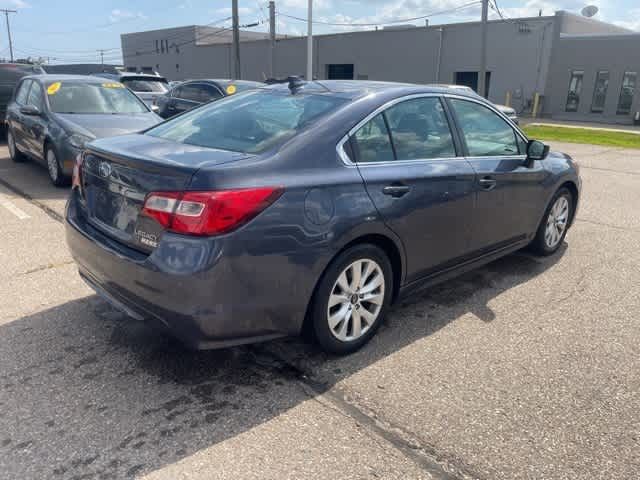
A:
591 70 609 113
565 70 584 112
617 71 636 115
156 40 159 53
327 64 354 80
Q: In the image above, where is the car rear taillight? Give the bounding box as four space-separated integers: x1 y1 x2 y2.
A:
72 153 84 190
141 187 283 236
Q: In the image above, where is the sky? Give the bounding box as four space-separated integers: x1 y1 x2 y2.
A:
0 0 637 64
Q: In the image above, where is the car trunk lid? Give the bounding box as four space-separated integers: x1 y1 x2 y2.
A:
81 134 253 252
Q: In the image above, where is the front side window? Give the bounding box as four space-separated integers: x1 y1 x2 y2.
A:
47 82 149 114
449 98 519 157
147 91 348 154
385 97 456 160
566 70 584 112
15 79 31 105
27 82 44 110
617 72 636 115
353 114 395 163
591 70 609 113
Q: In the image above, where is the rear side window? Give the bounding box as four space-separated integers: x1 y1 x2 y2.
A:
27 82 44 109
15 79 30 104
449 99 519 156
147 90 348 154
353 113 395 163
385 97 456 160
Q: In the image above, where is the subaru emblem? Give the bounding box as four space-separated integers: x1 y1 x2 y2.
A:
98 161 112 178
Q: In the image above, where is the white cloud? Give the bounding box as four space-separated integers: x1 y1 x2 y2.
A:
612 9 640 31
109 9 147 23
279 0 332 11
213 6 254 16
0 0 30 8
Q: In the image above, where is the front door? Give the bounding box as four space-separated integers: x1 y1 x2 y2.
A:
351 95 477 284
446 97 548 253
21 81 47 160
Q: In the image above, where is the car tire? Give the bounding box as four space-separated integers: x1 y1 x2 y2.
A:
7 129 26 163
45 144 70 187
310 244 393 355
530 187 573 256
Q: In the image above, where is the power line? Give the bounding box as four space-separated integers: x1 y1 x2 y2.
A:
276 1 481 28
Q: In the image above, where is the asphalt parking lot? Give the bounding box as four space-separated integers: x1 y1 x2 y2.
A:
0 141 638 480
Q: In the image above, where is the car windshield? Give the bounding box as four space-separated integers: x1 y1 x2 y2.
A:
146 90 349 153
122 78 168 93
47 82 149 114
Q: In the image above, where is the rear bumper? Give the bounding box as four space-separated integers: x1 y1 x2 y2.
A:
65 191 308 349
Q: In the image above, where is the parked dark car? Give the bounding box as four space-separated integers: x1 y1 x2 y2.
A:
65 81 581 354
155 79 263 118
0 63 45 131
6 75 162 186
96 72 170 110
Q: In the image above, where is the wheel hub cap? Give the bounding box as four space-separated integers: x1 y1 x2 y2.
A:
327 259 385 342
545 196 569 249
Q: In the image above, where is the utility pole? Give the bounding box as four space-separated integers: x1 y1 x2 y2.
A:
232 0 241 79
478 0 488 98
268 1 275 78
306 0 312 80
1 9 16 63
98 49 104 65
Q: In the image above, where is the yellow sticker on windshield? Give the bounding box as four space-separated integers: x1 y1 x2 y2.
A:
226 84 237 95
47 82 61 95
102 82 124 89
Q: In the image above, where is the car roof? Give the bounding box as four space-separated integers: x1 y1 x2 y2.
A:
22 74 117 84
116 73 168 80
261 80 482 101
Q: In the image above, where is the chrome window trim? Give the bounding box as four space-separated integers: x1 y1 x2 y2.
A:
336 92 529 167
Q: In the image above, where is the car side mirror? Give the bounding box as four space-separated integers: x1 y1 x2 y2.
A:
526 139 549 167
20 105 41 116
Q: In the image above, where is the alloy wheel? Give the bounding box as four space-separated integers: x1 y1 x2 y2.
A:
47 148 59 183
8 131 15 159
545 195 569 249
327 259 385 342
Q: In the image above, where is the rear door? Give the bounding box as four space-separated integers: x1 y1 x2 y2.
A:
446 96 547 253
349 95 477 284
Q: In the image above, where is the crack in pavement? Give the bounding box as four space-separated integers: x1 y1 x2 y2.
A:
248 345 481 480
575 218 639 232
21 260 75 276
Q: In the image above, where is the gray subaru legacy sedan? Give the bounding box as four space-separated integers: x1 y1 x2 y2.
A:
65 80 581 354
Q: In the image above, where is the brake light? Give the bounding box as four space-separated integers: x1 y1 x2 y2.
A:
72 153 84 190
141 187 283 236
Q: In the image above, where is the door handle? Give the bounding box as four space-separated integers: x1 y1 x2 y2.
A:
479 177 497 191
382 184 410 198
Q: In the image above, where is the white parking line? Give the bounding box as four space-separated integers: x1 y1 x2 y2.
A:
0 194 30 220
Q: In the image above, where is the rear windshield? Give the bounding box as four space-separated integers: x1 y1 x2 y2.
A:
47 82 149 114
122 78 168 93
146 90 348 153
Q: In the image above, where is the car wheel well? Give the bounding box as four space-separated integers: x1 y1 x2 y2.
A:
300 234 403 338
559 181 578 226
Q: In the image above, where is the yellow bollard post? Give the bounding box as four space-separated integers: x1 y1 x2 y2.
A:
532 92 540 118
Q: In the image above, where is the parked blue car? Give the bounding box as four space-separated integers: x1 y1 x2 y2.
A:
65 80 581 354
